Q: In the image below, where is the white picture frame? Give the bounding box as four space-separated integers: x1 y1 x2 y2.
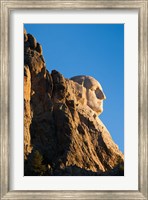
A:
0 0 147 199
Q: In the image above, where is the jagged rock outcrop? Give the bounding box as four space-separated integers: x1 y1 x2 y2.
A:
24 29 124 176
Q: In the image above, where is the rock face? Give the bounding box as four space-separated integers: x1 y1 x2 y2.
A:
24 29 124 176
70 75 106 115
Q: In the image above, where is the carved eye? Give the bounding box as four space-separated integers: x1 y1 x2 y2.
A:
90 86 96 91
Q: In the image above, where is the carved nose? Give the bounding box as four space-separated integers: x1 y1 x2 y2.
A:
102 92 106 100
100 91 106 100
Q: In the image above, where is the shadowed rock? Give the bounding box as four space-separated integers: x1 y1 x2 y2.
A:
27 34 37 49
35 42 42 54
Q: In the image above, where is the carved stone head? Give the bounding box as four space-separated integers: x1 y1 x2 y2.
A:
70 75 106 115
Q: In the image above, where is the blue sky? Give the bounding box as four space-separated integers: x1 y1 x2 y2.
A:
24 24 124 153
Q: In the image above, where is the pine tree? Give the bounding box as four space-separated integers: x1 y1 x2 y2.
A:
32 150 47 175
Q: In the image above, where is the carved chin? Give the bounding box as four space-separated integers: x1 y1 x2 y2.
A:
87 99 104 115
92 102 103 115
96 107 103 115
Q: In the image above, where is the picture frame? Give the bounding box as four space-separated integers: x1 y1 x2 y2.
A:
0 0 147 199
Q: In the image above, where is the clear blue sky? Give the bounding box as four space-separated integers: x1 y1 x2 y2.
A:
24 24 124 153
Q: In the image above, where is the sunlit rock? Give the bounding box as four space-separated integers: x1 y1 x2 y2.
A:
70 75 106 115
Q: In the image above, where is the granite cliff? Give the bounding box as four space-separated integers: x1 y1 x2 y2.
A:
24 29 124 176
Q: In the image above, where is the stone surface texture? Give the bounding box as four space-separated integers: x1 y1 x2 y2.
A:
70 75 106 115
24 29 124 176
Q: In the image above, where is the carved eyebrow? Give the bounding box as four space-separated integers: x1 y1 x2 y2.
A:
89 86 97 91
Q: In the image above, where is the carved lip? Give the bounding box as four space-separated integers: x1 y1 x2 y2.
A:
97 100 103 105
